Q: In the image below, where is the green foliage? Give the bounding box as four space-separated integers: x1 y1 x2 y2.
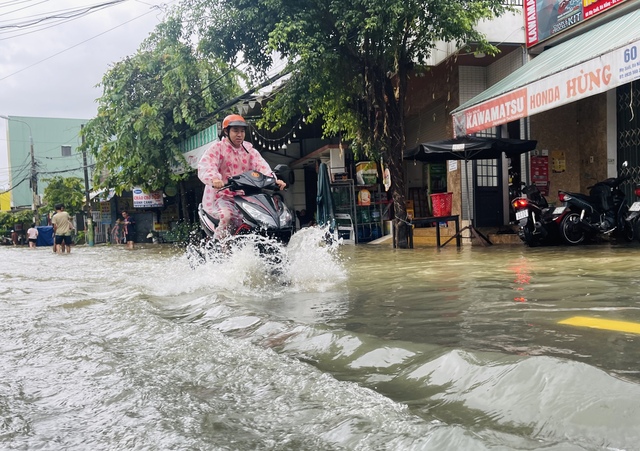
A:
180 0 509 247
0 210 34 235
80 17 243 194
182 0 506 151
42 176 85 216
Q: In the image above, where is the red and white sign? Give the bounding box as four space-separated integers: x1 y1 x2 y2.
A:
454 39 640 136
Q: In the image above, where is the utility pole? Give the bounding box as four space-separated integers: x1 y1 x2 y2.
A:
29 134 37 224
81 124 94 246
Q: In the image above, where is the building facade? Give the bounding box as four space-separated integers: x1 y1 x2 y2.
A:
452 0 640 209
3 116 91 212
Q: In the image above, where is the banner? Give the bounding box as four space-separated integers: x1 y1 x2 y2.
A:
524 0 629 47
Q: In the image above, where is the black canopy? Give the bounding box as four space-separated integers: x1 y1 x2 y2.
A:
405 136 537 163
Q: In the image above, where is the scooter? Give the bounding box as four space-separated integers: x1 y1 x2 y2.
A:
197 165 295 244
625 184 640 241
187 166 294 268
511 183 560 246
553 166 633 245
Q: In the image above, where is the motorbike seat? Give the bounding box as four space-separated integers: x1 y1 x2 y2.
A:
560 191 598 213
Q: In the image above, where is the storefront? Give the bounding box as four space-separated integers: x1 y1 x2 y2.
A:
452 3 640 204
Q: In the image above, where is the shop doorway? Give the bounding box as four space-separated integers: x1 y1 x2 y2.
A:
617 83 640 200
474 158 503 227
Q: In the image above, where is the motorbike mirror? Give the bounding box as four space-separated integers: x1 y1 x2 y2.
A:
274 164 295 185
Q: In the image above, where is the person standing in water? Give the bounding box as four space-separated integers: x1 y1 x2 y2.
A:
121 211 136 249
26 224 38 248
51 204 74 254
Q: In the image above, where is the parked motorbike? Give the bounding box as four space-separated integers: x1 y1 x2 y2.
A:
626 184 640 241
511 183 562 246
553 167 633 245
197 165 294 244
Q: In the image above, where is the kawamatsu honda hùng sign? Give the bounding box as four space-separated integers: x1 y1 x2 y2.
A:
453 38 640 137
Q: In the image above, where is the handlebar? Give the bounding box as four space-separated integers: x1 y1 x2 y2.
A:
587 174 630 190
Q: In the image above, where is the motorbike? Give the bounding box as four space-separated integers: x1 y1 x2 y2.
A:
187 165 294 269
511 183 560 246
553 166 634 245
625 184 640 241
197 165 294 244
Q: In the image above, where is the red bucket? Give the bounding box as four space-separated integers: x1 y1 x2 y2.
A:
430 192 452 216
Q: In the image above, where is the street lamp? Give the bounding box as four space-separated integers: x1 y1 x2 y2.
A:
0 115 38 224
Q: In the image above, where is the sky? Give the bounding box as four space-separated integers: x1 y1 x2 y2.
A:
0 0 177 190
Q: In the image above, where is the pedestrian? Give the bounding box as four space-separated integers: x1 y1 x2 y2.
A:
51 203 74 254
197 114 286 241
111 219 124 244
11 229 18 246
26 223 38 248
121 211 135 249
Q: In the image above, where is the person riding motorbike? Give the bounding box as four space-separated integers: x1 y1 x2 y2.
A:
198 114 287 240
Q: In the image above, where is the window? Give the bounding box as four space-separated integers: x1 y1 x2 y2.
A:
61 145 71 156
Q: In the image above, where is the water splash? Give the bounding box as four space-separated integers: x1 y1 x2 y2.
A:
183 226 347 293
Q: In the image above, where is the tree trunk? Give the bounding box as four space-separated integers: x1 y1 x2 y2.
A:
386 147 409 248
179 181 190 222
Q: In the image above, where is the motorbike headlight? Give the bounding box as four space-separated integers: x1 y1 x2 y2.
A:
242 203 277 228
279 207 293 226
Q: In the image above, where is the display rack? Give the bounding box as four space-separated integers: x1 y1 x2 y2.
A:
330 180 357 243
331 180 389 243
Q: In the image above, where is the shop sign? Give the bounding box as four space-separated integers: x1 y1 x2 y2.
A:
454 39 640 136
132 188 164 208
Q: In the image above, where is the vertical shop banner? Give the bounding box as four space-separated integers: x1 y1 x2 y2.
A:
100 202 112 224
525 0 629 47
132 188 164 208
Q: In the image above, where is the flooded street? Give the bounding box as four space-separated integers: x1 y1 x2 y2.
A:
2 230 640 450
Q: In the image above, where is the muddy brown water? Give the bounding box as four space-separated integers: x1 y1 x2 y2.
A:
2 230 639 450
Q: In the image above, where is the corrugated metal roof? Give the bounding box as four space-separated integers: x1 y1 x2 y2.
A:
452 9 640 114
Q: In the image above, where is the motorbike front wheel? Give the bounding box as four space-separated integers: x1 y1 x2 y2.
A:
560 212 586 245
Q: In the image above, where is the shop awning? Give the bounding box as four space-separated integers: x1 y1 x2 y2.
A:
452 9 640 137
405 136 537 163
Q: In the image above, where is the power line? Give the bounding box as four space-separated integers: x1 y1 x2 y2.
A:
0 174 30 193
39 164 95 175
0 0 42 12
0 1 126 29
0 1 172 81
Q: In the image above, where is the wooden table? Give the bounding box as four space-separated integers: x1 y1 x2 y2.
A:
408 215 461 249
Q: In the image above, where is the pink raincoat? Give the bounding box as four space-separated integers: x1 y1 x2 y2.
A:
198 138 274 239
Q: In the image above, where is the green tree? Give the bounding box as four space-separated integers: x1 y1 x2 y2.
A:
42 176 85 216
181 0 508 247
0 210 33 237
80 17 243 194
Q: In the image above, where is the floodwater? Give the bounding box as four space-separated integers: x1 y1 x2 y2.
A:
2 230 640 451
